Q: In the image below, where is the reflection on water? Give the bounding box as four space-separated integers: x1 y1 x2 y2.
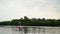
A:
23 27 28 34
0 26 60 34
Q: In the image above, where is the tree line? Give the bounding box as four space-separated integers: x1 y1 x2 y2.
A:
0 16 60 26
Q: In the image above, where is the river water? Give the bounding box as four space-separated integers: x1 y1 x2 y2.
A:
0 26 60 34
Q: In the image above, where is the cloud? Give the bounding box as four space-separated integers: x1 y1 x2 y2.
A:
0 0 60 21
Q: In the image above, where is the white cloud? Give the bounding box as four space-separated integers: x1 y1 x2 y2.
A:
0 0 60 21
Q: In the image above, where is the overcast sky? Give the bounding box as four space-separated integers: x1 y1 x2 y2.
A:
0 0 60 21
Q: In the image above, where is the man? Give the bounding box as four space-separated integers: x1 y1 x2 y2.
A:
16 22 21 31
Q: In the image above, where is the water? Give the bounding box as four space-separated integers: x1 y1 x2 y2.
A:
0 26 60 34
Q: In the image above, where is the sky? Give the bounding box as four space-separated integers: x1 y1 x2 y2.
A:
0 0 60 21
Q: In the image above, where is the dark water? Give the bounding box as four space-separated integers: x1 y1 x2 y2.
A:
0 26 60 34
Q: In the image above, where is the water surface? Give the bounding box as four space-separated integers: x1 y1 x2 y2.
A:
0 26 60 34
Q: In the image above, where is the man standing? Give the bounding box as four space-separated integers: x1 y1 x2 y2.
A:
16 22 21 31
